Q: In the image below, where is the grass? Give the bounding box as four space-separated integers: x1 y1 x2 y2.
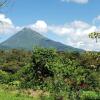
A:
0 89 55 100
0 84 41 100
0 90 40 100
0 84 99 100
0 84 53 100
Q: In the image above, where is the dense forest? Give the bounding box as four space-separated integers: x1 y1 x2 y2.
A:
0 48 100 100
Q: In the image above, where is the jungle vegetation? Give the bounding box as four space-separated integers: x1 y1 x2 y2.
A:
0 48 100 100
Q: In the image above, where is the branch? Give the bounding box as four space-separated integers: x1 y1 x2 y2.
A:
0 0 8 7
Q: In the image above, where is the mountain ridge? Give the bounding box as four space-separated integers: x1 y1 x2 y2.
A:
0 28 84 52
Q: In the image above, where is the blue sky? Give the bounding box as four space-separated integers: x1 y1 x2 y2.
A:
4 0 100 25
0 0 100 51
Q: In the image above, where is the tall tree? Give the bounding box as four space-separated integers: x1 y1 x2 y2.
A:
89 32 100 43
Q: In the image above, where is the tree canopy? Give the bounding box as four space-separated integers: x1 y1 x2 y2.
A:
89 32 100 42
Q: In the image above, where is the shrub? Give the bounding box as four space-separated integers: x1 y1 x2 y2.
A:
0 70 10 83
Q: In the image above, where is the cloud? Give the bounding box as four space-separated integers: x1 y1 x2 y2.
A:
48 20 100 51
49 20 96 36
61 0 89 4
93 15 100 25
29 20 48 33
30 20 100 51
0 13 18 34
0 14 48 35
0 14 100 51
0 13 22 42
0 14 12 25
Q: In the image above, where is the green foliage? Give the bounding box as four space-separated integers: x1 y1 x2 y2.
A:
0 47 99 99
0 89 35 100
80 91 100 100
0 70 10 83
89 32 100 42
0 49 32 73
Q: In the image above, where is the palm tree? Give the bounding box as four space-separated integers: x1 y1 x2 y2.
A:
89 32 100 43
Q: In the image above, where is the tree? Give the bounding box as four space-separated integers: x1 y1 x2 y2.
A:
89 32 100 42
0 0 8 7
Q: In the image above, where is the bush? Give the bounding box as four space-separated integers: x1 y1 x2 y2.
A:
0 70 10 83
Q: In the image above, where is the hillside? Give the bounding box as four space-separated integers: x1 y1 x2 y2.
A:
0 28 83 52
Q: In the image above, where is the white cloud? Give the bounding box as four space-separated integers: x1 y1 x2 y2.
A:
0 13 22 42
49 25 74 35
93 15 100 25
0 14 100 51
0 14 48 35
0 13 18 34
61 0 89 4
48 20 100 51
29 20 100 51
0 14 12 25
29 20 48 33
94 15 100 21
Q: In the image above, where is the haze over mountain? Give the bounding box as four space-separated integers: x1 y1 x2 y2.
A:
0 28 83 52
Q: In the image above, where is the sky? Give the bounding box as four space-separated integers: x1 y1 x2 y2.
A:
0 0 100 51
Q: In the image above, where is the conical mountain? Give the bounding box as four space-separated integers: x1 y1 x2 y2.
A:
1 28 83 51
